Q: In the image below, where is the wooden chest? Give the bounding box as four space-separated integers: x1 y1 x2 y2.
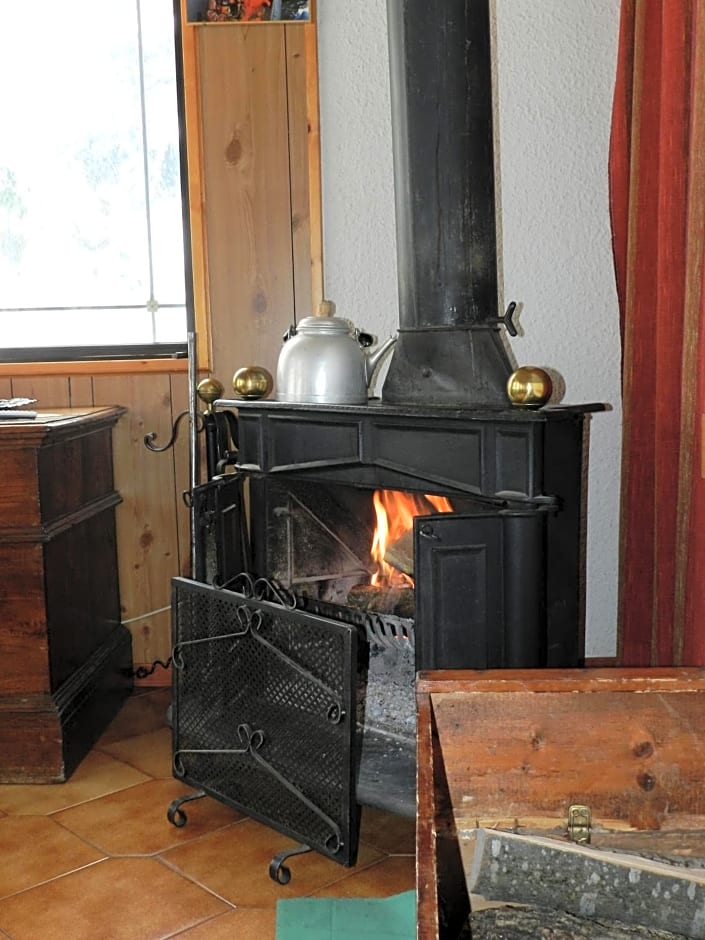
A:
0 407 133 782
416 668 705 939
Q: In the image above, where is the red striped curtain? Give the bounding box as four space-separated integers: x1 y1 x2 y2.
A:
610 0 705 664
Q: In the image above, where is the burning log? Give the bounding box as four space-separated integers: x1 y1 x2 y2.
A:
347 584 414 619
383 530 414 578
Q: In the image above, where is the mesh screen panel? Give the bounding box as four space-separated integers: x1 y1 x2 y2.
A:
171 578 359 866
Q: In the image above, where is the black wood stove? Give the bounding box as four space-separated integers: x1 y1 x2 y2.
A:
167 0 604 881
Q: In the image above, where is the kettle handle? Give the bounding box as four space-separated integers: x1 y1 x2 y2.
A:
315 299 336 318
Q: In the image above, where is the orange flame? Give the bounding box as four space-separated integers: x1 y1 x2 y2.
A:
370 490 453 588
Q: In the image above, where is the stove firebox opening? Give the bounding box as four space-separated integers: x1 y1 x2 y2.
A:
253 477 547 673
260 481 455 612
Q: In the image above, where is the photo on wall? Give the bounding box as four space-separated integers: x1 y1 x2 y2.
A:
190 0 311 22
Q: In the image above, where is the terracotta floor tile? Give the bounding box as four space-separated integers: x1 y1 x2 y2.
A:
96 689 172 746
97 726 173 779
359 806 416 855
53 778 242 856
310 854 416 898
0 751 149 816
172 908 276 938
0 857 229 940
0 692 421 937
0 816 105 900
161 816 384 908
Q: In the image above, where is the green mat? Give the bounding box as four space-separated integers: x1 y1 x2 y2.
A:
275 890 416 940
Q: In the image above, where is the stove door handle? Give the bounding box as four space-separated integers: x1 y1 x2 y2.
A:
419 522 441 541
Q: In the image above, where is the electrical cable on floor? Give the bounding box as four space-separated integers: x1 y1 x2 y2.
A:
124 658 173 680
120 604 173 678
122 604 171 624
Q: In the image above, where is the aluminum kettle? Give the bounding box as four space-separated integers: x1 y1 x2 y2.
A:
275 300 396 405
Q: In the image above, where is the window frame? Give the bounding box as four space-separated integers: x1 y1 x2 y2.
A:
0 0 210 377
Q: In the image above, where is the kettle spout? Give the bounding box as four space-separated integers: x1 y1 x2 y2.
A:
364 334 397 389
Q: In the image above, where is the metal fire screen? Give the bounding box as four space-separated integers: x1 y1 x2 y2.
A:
170 577 360 872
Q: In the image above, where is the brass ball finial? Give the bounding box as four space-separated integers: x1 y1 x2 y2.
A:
232 366 274 400
507 366 553 409
197 377 224 414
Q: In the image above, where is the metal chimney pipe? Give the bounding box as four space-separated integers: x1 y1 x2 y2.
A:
382 0 514 406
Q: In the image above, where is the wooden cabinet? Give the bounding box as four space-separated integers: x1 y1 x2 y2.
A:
0 407 133 782
416 668 705 939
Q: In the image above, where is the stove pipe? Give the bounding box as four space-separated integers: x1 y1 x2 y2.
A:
382 0 514 406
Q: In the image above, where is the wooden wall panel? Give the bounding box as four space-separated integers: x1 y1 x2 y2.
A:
69 376 95 407
198 25 298 386
10 376 71 407
286 23 317 320
92 374 181 664
0 378 12 398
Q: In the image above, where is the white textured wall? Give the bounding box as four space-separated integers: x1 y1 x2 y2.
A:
317 0 622 657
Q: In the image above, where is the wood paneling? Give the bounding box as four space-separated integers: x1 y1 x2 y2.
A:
69 375 95 406
198 25 301 385
3 359 189 376
302 18 324 307
10 376 71 407
286 23 317 319
92 374 183 665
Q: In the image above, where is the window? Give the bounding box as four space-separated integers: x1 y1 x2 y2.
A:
0 0 188 362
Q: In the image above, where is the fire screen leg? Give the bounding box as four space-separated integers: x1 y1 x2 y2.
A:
269 844 313 884
167 789 207 828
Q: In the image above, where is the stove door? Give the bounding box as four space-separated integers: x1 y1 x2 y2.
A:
191 473 249 585
414 509 545 670
171 578 360 868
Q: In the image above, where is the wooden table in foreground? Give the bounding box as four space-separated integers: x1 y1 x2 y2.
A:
416 667 705 939
0 407 133 782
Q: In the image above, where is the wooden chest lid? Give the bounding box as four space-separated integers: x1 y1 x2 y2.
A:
417 667 705 834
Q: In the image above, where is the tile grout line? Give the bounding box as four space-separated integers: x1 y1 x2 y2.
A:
155 854 240 910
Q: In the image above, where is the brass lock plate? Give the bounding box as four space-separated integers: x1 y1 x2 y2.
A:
567 804 591 844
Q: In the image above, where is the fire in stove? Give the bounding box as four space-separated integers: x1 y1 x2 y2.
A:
370 489 453 589
342 489 454 620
